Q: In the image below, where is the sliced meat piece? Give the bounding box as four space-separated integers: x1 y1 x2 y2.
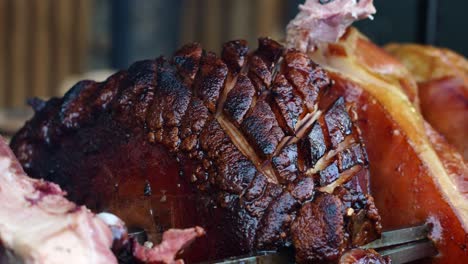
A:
254 38 284 68
247 38 283 92
92 71 128 111
291 193 345 263
325 97 353 147
113 60 157 126
241 99 285 158
289 175 315 203
221 40 249 75
300 120 328 169
272 143 299 184
128 60 157 125
337 143 368 172
243 172 270 201
248 55 273 92
223 74 256 125
200 120 257 194
146 58 191 151
241 175 283 218
255 191 299 249
173 43 203 84
271 74 306 134
179 97 210 155
319 161 341 186
194 52 228 113
282 50 330 111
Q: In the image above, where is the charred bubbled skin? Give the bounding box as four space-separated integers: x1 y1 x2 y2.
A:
10 38 382 263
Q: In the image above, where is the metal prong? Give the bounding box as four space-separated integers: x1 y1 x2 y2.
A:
362 224 429 250
128 227 147 244
201 251 293 264
379 240 438 264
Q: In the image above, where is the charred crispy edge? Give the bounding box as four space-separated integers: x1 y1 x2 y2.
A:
193 51 229 113
221 40 249 76
219 42 333 186
218 40 279 183
291 193 345 263
11 37 337 206
222 74 256 124
217 40 250 117
217 39 287 184
145 57 191 151
173 42 203 85
299 98 367 188
223 42 370 251
10 38 376 259
11 70 130 149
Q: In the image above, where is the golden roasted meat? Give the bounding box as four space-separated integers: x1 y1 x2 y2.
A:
309 27 468 264
386 44 468 160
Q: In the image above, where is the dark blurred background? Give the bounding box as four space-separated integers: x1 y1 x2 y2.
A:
0 0 466 112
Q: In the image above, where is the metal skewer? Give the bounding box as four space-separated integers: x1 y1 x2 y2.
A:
205 224 438 264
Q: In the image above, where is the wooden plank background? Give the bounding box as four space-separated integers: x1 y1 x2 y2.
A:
0 0 6 108
0 0 90 109
1 0 467 110
31 0 51 102
177 0 287 55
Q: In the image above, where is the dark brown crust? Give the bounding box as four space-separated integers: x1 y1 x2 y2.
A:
10 39 382 263
199 119 256 194
271 74 306 135
241 99 285 158
291 193 345 263
325 97 353 147
221 40 249 75
173 43 202 84
223 74 256 125
301 121 328 169
283 50 329 111
271 144 299 184
194 52 228 113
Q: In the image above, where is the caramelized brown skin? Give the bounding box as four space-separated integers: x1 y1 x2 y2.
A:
323 72 468 264
292 193 345 262
309 28 468 263
386 44 468 160
419 77 468 160
11 39 382 263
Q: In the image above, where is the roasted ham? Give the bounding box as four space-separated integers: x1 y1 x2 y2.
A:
307 27 468 263
10 39 383 263
385 44 468 160
5 1 468 263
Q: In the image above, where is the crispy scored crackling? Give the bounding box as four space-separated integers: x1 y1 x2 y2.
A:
11 38 383 263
